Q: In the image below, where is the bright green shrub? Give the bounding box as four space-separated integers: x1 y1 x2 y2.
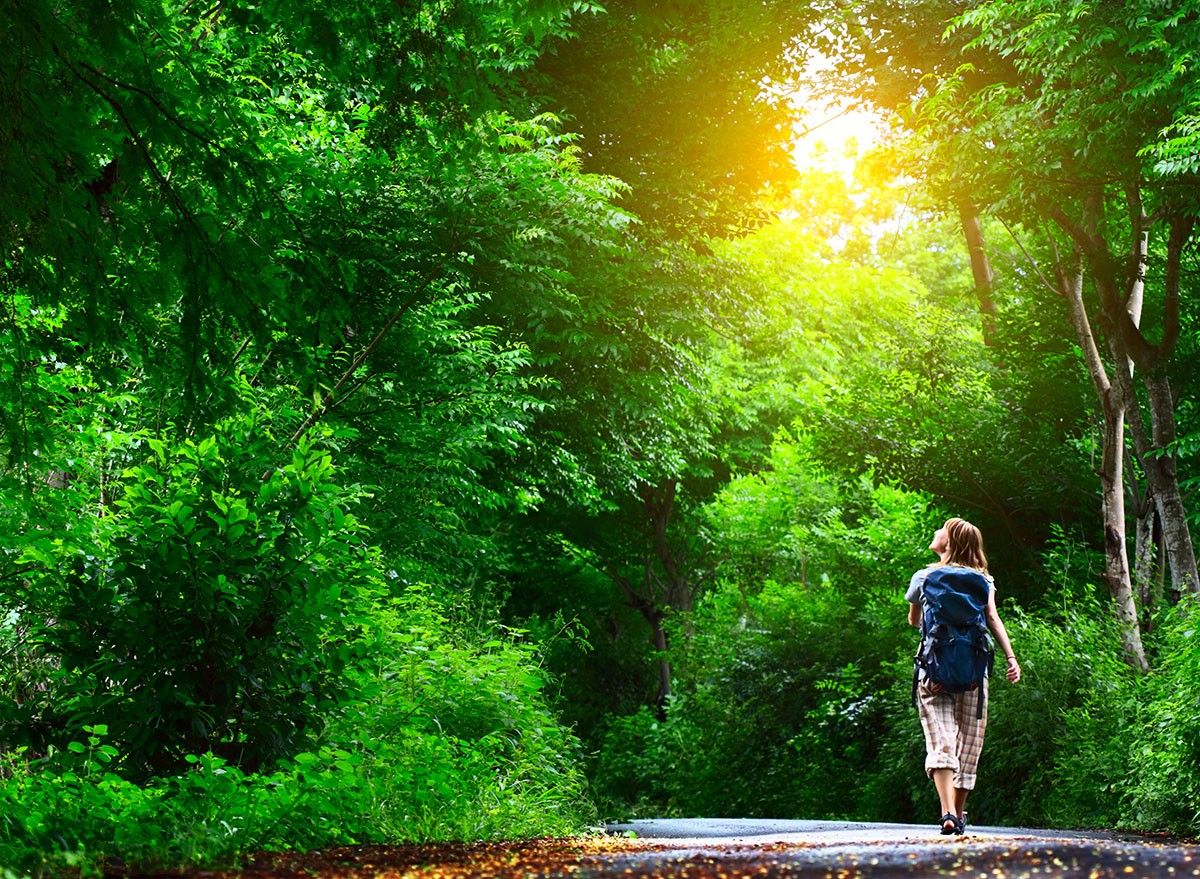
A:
0 581 596 877
1 740 411 877
976 599 1131 827
6 410 381 776
594 436 947 820
0 388 598 877
1117 600 1200 833
334 582 596 842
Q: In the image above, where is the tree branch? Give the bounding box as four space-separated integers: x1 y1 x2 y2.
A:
287 272 441 447
1060 249 1112 400
997 216 1059 296
1123 182 1148 318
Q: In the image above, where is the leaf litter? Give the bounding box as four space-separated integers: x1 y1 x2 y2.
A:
136 833 1200 879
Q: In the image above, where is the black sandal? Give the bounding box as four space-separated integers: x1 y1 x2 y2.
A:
939 812 963 835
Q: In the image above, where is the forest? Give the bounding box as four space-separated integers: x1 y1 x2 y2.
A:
2 0 1200 874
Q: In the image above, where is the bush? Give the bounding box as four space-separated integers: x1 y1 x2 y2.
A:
5 410 381 775
334 582 597 842
1115 600 1200 833
593 444 1200 837
975 598 1131 827
0 740 372 878
0 400 597 876
0 582 597 877
593 439 946 821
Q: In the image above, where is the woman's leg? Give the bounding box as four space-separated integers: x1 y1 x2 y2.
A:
954 787 969 821
917 681 960 824
933 769 956 816
951 678 988 819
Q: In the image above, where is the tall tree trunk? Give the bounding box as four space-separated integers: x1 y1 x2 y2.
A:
1113 211 1155 629
1098 215 1200 598
1144 373 1200 594
650 613 671 722
1059 258 1149 672
640 478 695 627
603 477 694 720
1132 496 1156 631
607 566 673 720
1098 403 1146 670
958 200 999 347
643 481 691 608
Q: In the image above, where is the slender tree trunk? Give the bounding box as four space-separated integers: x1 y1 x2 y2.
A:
640 480 692 610
1060 259 1149 671
958 200 999 347
650 614 671 722
1098 404 1146 669
1111 217 1155 629
1133 496 1156 630
1144 374 1200 594
640 478 695 631
606 566 673 720
603 477 696 720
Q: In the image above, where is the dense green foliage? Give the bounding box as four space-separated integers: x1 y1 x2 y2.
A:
591 442 1200 832
2 0 1200 875
16 410 379 774
2 581 591 874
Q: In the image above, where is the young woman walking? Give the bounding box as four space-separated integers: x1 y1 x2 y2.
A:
906 517 1021 835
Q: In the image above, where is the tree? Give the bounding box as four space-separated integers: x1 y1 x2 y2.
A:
532 0 816 239
817 0 1200 669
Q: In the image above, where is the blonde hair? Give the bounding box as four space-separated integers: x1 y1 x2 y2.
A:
943 517 989 573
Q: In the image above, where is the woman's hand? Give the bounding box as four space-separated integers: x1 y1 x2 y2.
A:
1005 655 1021 683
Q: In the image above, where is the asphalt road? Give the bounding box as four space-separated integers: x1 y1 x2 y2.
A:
589 818 1197 878
604 816 1124 844
206 818 1200 879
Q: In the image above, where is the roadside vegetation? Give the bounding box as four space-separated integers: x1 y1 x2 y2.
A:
3 1 1200 874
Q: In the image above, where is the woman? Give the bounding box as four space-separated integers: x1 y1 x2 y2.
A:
906 517 1021 835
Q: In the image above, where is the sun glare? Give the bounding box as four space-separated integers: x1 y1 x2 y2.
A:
788 94 883 179
777 88 914 250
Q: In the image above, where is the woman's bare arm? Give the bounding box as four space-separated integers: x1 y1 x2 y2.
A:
908 602 921 627
985 587 1021 683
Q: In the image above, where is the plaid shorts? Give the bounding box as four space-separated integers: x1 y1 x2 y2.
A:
916 677 988 789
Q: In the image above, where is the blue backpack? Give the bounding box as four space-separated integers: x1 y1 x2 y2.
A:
911 566 995 719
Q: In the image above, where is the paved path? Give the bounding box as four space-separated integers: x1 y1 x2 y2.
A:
206 818 1199 879
605 816 1125 845
592 818 1196 878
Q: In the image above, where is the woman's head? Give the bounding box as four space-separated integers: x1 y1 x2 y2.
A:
930 517 988 572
